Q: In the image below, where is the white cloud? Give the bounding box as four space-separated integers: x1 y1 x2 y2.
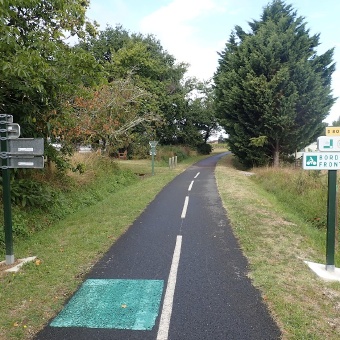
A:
87 0 129 28
139 0 224 80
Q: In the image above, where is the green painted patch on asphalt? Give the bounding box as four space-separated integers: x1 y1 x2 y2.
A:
50 279 164 330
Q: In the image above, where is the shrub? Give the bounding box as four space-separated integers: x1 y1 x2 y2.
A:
196 143 212 155
155 145 194 163
8 179 55 208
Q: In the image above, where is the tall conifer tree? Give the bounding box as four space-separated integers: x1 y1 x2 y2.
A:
214 0 336 167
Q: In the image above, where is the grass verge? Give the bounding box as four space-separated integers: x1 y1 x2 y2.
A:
215 154 340 339
0 154 207 340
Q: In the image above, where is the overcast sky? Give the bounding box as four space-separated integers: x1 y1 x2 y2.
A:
86 0 340 124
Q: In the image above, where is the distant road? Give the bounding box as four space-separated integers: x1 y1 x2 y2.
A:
35 152 281 340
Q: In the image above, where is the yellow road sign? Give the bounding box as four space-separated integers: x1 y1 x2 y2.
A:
326 126 340 136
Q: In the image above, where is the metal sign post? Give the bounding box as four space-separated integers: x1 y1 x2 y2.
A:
303 131 340 271
0 116 44 264
0 115 14 265
326 170 337 271
149 141 158 176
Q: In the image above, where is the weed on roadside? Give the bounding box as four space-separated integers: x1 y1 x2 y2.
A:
216 154 340 339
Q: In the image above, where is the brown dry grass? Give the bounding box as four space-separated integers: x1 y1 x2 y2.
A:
215 154 340 339
67 152 104 185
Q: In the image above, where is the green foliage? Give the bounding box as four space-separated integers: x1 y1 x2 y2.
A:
126 135 150 159
188 79 220 143
1 0 101 121
0 157 139 248
78 25 187 119
249 136 268 147
0 0 103 172
332 116 340 127
252 168 330 229
214 0 336 168
11 212 31 238
196 143 212 155
157 78 216 147
78 25 215 148
173 149 189 162
9 179 55 208
1 2 216 180
155 145 194 163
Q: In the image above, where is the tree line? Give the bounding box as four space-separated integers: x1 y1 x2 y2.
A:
0 0 218 172
0 0 337 170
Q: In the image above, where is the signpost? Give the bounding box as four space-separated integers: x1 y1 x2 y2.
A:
8 138 44 155
0 115 44 264
8 156 44 169
149 141 158 176
303 152 340 170
0 115 13 265
303 128 340 272
326 170 337 272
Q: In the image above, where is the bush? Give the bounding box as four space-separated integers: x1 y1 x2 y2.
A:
197 143 212 155
7 179 56 208
155 145 194 163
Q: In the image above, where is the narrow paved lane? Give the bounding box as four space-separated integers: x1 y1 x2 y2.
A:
35 153 281 340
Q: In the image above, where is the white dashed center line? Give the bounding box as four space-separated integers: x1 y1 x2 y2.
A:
181 196 189 219
157 235 182 340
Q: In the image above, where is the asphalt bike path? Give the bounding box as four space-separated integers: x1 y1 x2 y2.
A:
35 152 281 340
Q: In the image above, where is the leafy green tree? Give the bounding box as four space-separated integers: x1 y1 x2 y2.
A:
189 80 220 143
332 117 340 127
79 25 219 150
156 79 194 145
0 0 102 139
0 0 105 171
218 134 226 144
78 25 191 146
214 0 336 167
56 77 160 151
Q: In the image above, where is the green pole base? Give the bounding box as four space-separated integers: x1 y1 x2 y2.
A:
6 255 15 265
326 264 335 272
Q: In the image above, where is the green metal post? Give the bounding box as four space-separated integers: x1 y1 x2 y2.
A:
3 168 13 265
149 141 158 176
326 170 337 271
0 118 14 264
152 152 155 176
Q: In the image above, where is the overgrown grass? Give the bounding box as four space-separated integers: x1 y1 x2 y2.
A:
216 154 340 339
0 155 138 251
0 152 208 339
154 145 197 164
210 143 228 149
252 167 332 230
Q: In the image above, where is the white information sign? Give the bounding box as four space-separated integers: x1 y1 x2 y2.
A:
317 136 340 152
6 123 20 139
8 156 44 169
8 138 44 155
303 152 340 170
